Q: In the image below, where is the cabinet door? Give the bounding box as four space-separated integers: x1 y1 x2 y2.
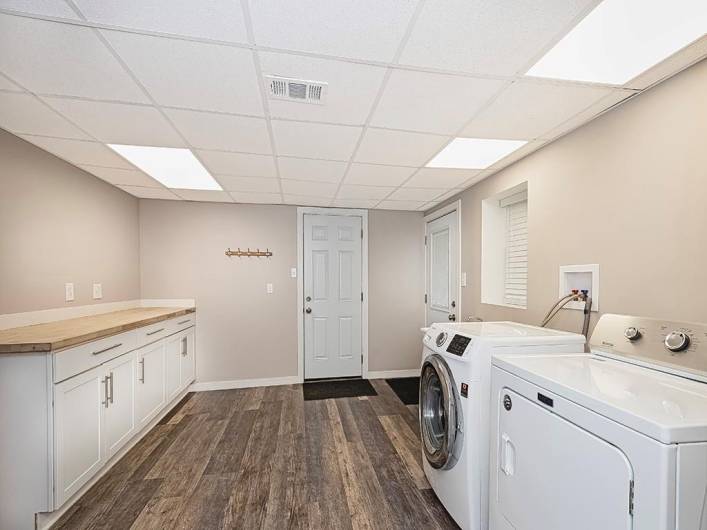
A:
165 333 182 401
104 353 136 458
180 329 195 389
53 365 105 507
135 342 165 428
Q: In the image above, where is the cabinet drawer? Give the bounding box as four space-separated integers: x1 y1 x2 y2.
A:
136 321 171 347
53 331 137 383
170 314 195 333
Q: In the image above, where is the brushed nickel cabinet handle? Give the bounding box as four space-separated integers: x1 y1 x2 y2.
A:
177 319 191 325
146 328 164 336
92 343 122 356
139 358 145 383
102 377 109 408
108 372 114 404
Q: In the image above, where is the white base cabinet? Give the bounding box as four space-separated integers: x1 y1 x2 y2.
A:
0 314 196 530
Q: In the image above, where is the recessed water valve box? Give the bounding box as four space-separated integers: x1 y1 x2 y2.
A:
559 264 599 311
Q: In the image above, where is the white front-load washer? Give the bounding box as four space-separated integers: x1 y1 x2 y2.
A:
489 314 707 530
419 321 586 530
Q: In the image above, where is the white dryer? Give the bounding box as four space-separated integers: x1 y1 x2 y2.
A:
420 321 585 530
489 314 707 530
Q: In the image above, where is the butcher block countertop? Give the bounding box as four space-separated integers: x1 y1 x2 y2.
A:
0 306 196 354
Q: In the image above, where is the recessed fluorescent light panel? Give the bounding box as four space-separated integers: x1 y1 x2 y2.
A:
426 138 527 169
526 0 707 85
108 145 222 190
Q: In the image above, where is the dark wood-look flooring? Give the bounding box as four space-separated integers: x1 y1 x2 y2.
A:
53 380 459 530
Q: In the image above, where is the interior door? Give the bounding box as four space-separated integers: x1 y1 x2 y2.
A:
426 210 459 325
304 213 363 379
496 389 634 530
104 352 136 458
136 341 165 428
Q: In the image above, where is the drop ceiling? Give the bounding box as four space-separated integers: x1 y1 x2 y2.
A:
0 1 704 211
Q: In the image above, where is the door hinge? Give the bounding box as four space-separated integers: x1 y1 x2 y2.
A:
361 228 363 239
361 292 363 302
424 293 428 304
424 235 427 245
628 480 634 516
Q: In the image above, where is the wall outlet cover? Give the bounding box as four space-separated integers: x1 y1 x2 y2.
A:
461 272 467 287
92 283 103 300
266 283 274 294
290 267 297 278
65 283 75 302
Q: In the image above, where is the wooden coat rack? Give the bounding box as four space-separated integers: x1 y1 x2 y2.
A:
225 247 273 258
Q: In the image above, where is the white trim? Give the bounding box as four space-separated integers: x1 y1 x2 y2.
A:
366 369 420 379
296 207 369 382
189 375 300 392
423 200 463 326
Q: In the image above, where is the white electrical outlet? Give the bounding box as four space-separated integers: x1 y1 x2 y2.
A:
65 283 74 302
92 283 103 300
461 272 467 287
290 267 297 278
266 283 274 294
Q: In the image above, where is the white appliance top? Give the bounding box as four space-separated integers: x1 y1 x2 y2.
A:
434 321 585 342
493 353 707 444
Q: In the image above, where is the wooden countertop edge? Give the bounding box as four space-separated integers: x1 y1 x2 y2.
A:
0 307 196 355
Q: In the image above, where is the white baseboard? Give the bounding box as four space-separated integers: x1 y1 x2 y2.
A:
190 375 301 391
366 369 419 379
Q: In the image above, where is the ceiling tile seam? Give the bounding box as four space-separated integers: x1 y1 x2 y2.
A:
240 0 284 201
331 0 429 208
0 7 628 91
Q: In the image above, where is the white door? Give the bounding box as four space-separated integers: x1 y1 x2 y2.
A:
165 333 182 401
135 341 165 428
426 210 459 324
496 389 634 530
103 353 136 458
53 365 105 507
304 213 363 379
180 329 196 388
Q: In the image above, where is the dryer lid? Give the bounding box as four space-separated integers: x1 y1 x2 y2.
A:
494 353 707 444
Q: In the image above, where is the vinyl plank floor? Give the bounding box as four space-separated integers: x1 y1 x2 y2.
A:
52 382 459 530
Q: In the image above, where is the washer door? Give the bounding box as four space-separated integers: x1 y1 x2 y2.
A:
420 354 463 470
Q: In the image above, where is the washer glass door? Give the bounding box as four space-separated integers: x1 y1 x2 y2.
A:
420 354 462 469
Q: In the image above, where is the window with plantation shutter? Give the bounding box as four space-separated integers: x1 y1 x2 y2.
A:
502 194 528 307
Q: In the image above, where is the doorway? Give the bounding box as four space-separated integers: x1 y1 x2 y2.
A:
425 202 461 325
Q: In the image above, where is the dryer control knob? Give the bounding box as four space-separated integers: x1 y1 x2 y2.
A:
624 327 641 341
665 331 690 352
435 332 448 347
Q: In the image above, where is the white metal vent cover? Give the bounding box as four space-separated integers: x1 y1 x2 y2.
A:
265 75 327 104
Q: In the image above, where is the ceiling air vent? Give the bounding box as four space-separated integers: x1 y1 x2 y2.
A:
265 75 327 105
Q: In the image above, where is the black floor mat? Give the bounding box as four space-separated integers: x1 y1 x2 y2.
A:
386 377 420 405
303 378 378 401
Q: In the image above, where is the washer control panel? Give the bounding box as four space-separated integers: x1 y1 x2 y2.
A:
591 314 707 379
446 334 472 356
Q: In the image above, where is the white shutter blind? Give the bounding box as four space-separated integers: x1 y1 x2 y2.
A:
503 199 528 307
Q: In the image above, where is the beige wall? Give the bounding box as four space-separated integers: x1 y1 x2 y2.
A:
139 201 425 382
429 59 707 334
0 130 140 314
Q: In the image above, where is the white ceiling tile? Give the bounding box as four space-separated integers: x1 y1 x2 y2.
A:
461 79 614 140
371 70 505 134
0 1 81 19
338 185 394 200
196 150 277 177
215 175 280 193
388 187 447 202
377 200 425 211
248 0 418 62
404 168 481 189
434 189 463 203
0 92 89 139
485 140 547 171
78 165 161 187
258 52 386 126
272 121 361 161
20 135 133 168
43 98 184 146
165 109 271 154
173 189 234 202
355 128 447 166
73 0 249 43
118 185 180 199
344 163 416 187
0 14 147 102
103 31 262 114
229 191 283 204
281 179 338 198
418 201 440 211
332 199 379 209
282 194 332 207
400 0 599 75
278 157 347 183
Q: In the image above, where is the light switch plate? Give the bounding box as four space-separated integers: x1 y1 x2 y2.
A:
461 272 467 287
65 283 74 302
93 283 103 300
266 283 274 294
290 267 297 278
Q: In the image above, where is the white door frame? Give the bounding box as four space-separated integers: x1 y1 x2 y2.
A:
424 200 462 326
297 207 369 382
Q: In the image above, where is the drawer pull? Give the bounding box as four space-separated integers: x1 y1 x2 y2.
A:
139 358 145 383
177 319 191 325
92 343 123 356
146 328 165 336
108 372 114 404
102 377 109 408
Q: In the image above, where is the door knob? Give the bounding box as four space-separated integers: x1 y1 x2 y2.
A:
305 307 312 314
448 314 456 321
306 296 311 302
